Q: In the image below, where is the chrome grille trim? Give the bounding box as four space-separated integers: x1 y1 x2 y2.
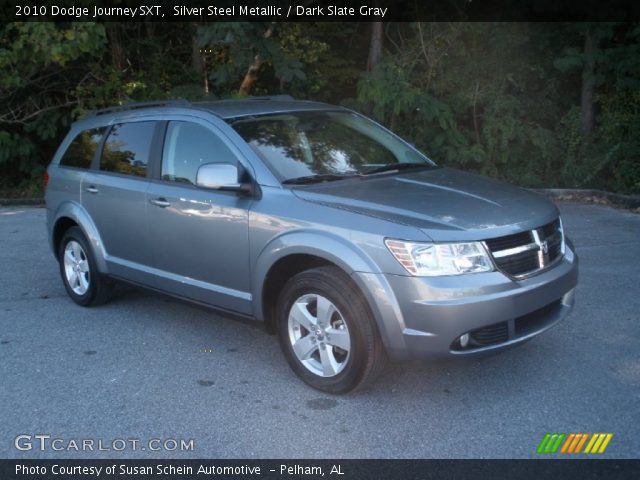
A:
485 218 565 279
492 242 539 259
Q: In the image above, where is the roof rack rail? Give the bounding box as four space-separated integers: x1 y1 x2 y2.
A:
85 99 191 118
246 95 295 101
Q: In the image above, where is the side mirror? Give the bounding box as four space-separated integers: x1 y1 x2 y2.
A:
196 163 251 193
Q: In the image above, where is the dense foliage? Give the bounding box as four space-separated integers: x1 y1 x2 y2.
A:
1 21 638 196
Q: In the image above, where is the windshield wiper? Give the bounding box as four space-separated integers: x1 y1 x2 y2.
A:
360 162 434 176
282 173 358 185
282 163 435 184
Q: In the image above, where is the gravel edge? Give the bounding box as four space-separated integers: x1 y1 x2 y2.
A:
533 188 640 211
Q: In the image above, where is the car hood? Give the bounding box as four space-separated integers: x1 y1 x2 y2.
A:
291 167 558 240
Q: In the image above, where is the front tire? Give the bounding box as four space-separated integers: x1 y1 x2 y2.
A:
277 266 387 393
58 226 113 307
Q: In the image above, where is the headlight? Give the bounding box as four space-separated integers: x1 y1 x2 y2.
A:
385 239 494 276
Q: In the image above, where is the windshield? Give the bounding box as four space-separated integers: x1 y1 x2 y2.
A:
229 111 435 183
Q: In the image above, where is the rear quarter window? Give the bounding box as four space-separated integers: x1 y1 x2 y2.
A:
59 127 107 169
100 122 156 177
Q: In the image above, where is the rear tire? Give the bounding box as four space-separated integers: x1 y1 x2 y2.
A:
277 266 387 394
58 226 113 307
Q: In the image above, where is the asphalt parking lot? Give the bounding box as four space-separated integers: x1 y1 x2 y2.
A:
0 203 638 459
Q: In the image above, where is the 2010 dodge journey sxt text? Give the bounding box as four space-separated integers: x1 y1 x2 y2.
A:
45 97 578 393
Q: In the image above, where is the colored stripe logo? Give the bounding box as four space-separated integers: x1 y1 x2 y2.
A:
537 433 613 454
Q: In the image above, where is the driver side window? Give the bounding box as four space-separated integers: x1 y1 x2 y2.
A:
161 121 237 185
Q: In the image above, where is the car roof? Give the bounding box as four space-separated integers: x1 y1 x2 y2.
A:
194 98 343 119
76 97 345 127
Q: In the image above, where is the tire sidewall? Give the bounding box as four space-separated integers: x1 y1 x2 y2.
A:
277 270 372 393
58 227 98 306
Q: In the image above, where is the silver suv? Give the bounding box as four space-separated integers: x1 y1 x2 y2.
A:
45 97 578 393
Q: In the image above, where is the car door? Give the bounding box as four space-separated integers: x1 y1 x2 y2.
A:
81 120 162 285
146 118 253 314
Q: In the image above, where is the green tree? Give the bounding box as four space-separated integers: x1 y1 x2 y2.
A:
0 22 106 195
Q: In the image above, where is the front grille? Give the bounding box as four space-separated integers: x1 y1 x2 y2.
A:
541 218 560 237
450 298 565 352
470 322 509 346
492 250 540 276
515 300 563 336
485 231 533 252
485 218 564 278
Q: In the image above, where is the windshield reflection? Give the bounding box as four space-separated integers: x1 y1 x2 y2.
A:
231 111 432 182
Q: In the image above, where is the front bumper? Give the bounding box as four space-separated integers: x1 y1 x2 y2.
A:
353 242 578 360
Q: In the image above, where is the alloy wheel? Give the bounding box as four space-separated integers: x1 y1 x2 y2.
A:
287 294 351 377
63 240 90 295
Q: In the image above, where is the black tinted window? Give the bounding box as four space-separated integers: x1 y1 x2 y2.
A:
60 128 106 169
161 121 237 185
101 122 156 177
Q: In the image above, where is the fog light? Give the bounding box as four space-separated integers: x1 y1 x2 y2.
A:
459 333 470 348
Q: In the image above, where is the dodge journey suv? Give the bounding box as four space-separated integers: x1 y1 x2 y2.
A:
45 97 578 393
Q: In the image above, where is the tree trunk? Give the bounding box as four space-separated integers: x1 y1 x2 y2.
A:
367 22 383 72
581 26 596 141
191 27 208 94
106 24 125 71
191 29 204 76
239 58 261 96
238 23 275 96
144 21 154 40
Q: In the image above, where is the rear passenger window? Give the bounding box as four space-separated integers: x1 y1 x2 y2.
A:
161 121 238 185
60 127 106 169
100 122 156 177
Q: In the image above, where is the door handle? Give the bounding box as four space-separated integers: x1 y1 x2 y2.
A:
149 198 171 208
85 185 99 194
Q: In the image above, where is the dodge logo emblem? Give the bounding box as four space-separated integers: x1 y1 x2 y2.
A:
540 240 548 254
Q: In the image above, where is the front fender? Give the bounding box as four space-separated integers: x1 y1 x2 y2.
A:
50 201 109 273
251 229 381 322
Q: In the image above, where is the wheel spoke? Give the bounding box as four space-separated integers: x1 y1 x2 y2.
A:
318 345 339 376
78 260 89 273
316 295 336 326
68 271 78 289
71 242 82 260
292 334 317 360
64 249 75 266
78 272 89 292
326 328 350 352
290 301 316 330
